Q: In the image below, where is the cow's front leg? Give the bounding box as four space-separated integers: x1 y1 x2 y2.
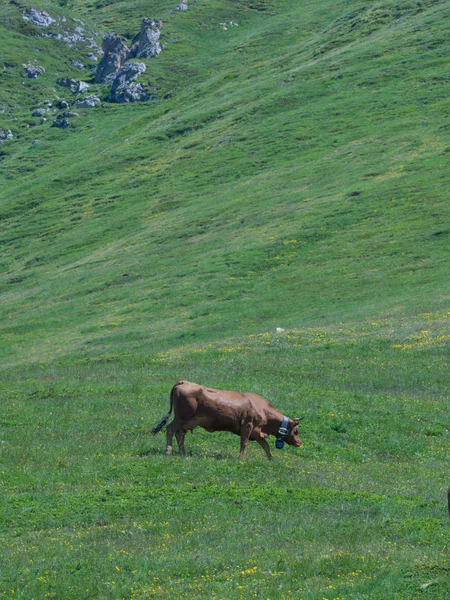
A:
175 429 186 456
239 422 253 459
256 438 273 460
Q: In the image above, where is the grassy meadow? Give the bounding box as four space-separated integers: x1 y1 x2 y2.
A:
1 0 449 598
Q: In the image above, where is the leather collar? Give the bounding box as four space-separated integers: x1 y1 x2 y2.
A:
275 415 289 449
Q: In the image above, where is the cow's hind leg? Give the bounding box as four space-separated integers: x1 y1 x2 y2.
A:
166 420 177 455
239 422 253 459
175 429 187 456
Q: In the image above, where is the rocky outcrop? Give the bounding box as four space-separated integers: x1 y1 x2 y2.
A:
18 11 162 113
130 19 162 59
0 128 13 143
23 64 45 78
94 34 130 83
92 19 162 102
108 63 150 103
22 8 55 27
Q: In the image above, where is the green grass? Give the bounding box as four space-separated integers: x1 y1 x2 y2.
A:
0 0 449 597
1 315 449 598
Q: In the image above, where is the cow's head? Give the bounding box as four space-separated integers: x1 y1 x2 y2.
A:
286 417 303 448
276 416 303 449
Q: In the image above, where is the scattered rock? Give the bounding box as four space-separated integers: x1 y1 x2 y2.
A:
108 62 150 103
0 128 13 143
72 59 85 69
56 78 79 93
31 108 47 117
94 33 130 83
56 79 90 94
276 328 285 333
22 4 101 55
277 76 295 86
76 81 90 93
87 52 98 62
23 64 45 78
22 8 55 27
33 139 40 144
130 18 162 59
176 3 188 10
38 18 102 52
55 100 70 109
75 94 101 108
420 582 437 591
220 21 238 30
62 111 79 117
52 116 70 129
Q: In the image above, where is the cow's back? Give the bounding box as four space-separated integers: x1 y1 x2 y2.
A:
171 380 264 433
245 392 277 414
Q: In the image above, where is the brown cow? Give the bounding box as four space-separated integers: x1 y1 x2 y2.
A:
151 380 303 459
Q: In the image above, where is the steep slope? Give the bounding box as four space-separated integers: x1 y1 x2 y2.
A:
1 0 449 365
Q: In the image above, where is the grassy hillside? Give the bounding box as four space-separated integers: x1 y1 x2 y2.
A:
1 0 449 364
0 0 449 598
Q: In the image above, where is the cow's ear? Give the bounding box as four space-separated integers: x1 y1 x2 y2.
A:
292 418 300 425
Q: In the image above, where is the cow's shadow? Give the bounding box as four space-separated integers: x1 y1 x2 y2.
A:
136 447 232 460
136 447 197 458
136 447 167 457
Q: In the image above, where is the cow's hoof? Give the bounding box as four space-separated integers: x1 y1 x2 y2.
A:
166 446 173 455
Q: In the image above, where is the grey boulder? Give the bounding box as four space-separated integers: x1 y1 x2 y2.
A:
52 116 70 129
56 78 79 93
23 64 45 78
75 95 101 108
0 128 13 143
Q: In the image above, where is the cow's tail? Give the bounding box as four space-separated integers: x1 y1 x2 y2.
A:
151 384 177 435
